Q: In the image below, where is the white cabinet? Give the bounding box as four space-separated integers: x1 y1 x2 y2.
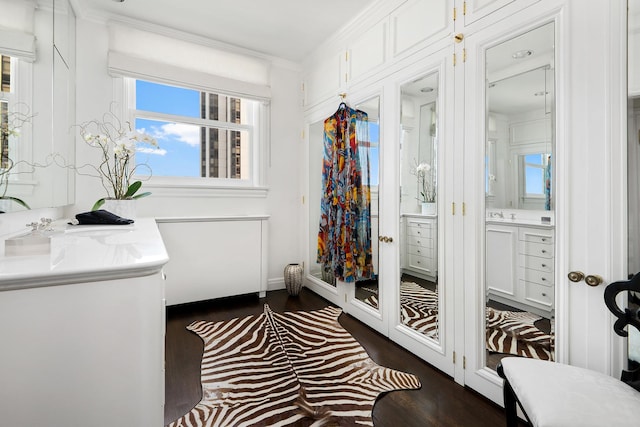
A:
486 223 518 298
157 215 269 305
403 215 438 280
486 222 554 316
0 219 168 427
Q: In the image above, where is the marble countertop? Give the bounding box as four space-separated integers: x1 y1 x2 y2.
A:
0 218 169 291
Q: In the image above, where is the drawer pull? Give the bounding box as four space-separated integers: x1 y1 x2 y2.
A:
417 231 421 235
541 277 547 281
541 238 547 242
417 240 421 244
541 250 547 254
541 264 547 268
542 293 547 297
417 250 421 253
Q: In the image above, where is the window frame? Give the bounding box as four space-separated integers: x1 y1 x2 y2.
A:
120 77 270 197
0 55 34 183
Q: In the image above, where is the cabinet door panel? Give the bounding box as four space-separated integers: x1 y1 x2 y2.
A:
486 226 517 296
303 52 344 107
391 0 450 58
463 0 540 28
348 18 387 83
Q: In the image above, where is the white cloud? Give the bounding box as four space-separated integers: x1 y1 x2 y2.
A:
137 147 167 156
153 123 200 147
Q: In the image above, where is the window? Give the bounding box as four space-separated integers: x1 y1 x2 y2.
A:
363 120 380 187
522 153 550 197
129 78 263 185
1 55 13 169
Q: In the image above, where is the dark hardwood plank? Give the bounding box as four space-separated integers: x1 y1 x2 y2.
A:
165 288 520 426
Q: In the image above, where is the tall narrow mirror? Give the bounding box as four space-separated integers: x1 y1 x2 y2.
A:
399 72 440 341
627 0 640 376
484 22 556 369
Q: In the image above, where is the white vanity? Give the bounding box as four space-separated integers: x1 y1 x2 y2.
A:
486 213 554 317
0 218 168 427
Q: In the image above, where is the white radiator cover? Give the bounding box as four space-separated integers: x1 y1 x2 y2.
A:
157 215 269 305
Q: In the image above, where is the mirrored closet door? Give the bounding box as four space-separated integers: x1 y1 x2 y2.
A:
305 94 385 334
388 46 456 377
463 18 559 403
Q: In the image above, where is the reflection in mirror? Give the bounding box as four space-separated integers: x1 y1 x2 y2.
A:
628 0 640 376
0 0 76 212
308 96 380 304
399 72 440 341
484 22 556 370
352 97 379 309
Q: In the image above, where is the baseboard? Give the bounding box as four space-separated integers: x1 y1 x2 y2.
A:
267 277 286 292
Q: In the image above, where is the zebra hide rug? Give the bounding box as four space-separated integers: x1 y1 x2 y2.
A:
167 305 421 427
486 307 554 361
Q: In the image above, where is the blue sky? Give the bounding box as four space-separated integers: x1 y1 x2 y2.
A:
135 80 201 177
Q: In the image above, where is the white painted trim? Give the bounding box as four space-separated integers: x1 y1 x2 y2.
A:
155 215 269 223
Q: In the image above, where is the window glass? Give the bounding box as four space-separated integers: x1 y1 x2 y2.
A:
523 153 549 196
132 78 261 181
136 80 200 118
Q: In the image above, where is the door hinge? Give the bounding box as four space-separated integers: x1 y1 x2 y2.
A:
453 53 456 67
302 195 305 204
344 294 347 303
453 7 457 21
452 202 456 215
345 73 348 83
463 1 467 15
345 51 349 61
463 356 467 369
462 202 466 216
301 129 305 139
453 351 456 364
463 48 467 62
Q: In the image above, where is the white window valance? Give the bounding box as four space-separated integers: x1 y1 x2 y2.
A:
107 24 271 100
0 0 36 61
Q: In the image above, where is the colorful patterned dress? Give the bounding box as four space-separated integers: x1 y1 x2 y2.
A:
317 104 374 283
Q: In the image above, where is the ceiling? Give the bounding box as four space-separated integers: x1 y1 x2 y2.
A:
72 0 377 62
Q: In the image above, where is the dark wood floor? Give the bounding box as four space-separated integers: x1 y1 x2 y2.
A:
165 288 520 426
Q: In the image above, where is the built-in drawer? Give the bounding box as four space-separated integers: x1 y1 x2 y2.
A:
524 281 554 307
408 235 432 248
519 254 554 273
519 228 554 244
407 244 434 258
407 224 434 238
408 253 434 272
521 241 554 258
521 267 554 286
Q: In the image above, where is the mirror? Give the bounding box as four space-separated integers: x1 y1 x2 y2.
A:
484 22 556 370
308 96 380 309
399 71 440 341
0 0 75 212
485 24 554 213
628 0 640 376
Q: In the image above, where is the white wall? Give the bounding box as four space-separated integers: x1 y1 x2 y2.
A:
64 18 303 291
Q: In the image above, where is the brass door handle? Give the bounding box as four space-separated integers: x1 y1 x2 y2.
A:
378 236 394 243
585 274 604 287
568 271 585 282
